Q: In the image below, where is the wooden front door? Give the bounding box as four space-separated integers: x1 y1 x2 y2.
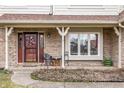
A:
24 33 38 63
18 32 44 63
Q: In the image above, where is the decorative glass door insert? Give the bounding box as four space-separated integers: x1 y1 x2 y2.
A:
24 33 38 62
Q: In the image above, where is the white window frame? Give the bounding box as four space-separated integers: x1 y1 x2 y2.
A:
68 31 103 60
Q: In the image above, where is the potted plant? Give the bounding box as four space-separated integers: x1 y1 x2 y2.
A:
103 57 113 66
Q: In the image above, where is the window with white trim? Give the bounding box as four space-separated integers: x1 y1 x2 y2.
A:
69 32 100 57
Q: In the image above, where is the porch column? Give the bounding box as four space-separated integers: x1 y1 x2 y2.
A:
56 27 70 68
5 27 14 70
114 27 121 68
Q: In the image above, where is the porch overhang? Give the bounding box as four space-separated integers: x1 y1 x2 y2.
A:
0 20 118 24
0 20 118 28
3 21 121 69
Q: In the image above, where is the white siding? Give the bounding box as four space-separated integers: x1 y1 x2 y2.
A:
0 6 51 14
0 5 123 15
53 5 122 15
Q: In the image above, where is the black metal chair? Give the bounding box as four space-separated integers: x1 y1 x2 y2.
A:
44 53 52 67
64 51 69 66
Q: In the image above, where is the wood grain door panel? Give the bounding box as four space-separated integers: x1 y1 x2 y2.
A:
24 33 38 63
18 32 44 63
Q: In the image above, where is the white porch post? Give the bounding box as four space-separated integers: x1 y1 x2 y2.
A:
62 35 64 68
114 27 121 68
5 27 8 69
56 27 70 68
119 28 122 68
5 27 14 70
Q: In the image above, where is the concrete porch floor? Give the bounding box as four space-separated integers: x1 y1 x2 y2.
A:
8 61 118 71
8 65 117 72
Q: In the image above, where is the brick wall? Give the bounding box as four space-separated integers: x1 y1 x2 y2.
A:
1 27 119 68
8 32 18 66
111 30 118 66
44 28 61 57
8 28 62 67
103 28 118 67
0 28 5 68
103 29 112 58
121 28 124 66
0 28 18 68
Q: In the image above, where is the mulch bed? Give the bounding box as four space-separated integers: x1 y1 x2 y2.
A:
31 69 124 82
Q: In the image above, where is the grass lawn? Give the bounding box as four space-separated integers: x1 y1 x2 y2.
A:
0 69 26 88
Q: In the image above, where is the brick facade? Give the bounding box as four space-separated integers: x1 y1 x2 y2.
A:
121 28 124 66
8 32 18 67
0 27 120 68
103 29 112 58
103 28 118 66
44 28 61 57
0 28 5 68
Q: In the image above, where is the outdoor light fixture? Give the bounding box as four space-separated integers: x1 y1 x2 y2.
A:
47 33 51 38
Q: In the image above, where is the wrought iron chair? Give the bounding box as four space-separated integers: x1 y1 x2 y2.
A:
44 53 52 68
64 51 69 66
59 51 69 66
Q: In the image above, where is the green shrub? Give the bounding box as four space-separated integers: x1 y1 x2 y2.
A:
103 58 113 66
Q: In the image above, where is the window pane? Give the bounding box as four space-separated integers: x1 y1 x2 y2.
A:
18 33 23 63
90 34 98 55
25 34 37 48
80 34 88 55
70 34 78 55
18 33 22 48
39 34 44 63
39 34 44 48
